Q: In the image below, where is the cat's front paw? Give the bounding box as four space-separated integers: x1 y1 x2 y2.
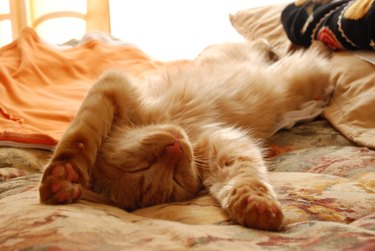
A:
39 162 83 204
227 182 284 231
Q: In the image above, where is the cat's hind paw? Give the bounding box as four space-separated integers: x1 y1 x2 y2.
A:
39 162 83 204
227 183 284 231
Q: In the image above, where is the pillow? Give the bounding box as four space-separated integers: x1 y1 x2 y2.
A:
324 52 375 148
229 4 292 55
230 3 375 149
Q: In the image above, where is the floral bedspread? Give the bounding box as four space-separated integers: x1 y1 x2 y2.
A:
0 120 374 250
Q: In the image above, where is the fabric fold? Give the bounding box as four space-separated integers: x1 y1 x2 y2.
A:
0 28 165 149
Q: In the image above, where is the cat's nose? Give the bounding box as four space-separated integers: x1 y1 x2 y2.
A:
165 141 182 155
162 141 183 166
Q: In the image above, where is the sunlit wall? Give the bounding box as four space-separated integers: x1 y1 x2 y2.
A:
0 0 289 60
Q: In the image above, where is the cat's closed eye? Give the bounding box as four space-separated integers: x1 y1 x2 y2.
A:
126 164 151 173
173 175 184 187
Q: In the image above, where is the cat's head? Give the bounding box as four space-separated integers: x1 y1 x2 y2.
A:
95 124 202 210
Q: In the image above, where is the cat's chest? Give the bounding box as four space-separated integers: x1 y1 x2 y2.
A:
142 87 220 127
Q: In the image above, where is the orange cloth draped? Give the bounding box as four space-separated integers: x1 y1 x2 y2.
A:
0 28 183 149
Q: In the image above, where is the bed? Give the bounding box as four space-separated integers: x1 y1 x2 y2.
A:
1 2 375 250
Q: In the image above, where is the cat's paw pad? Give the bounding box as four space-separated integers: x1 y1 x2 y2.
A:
228 185 284 231
39 162 82 204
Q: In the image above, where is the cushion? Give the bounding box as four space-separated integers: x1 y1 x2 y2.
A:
229 4 292 54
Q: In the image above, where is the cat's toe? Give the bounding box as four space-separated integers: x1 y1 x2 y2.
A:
50 163 80 182
39 162 83 204
227 185 284 231
244 195 284 231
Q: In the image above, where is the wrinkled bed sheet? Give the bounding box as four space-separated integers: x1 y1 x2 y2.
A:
1 120 374 250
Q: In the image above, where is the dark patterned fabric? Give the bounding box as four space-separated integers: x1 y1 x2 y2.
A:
281 0 375 50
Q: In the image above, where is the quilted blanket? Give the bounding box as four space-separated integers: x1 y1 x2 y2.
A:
1 120 375 250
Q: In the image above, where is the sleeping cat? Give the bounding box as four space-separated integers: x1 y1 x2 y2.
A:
39 40 331 231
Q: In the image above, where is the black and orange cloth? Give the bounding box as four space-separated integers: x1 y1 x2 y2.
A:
281 0 375 50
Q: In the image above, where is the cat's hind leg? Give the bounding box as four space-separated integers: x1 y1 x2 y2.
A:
39 71 140 204
270 43 332 108
246 44 333 137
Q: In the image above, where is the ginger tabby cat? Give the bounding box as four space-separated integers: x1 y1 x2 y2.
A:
39 40 331 231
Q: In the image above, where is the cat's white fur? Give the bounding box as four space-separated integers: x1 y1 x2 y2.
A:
39 40 331 231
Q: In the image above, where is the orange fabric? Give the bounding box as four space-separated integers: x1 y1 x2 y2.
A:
0 28 185 148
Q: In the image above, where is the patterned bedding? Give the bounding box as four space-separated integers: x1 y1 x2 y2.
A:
1 1 375 249
1 119 374 250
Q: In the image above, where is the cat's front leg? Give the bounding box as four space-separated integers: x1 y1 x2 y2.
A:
39 72 140 204
39 125 99 204
198 126 284 230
